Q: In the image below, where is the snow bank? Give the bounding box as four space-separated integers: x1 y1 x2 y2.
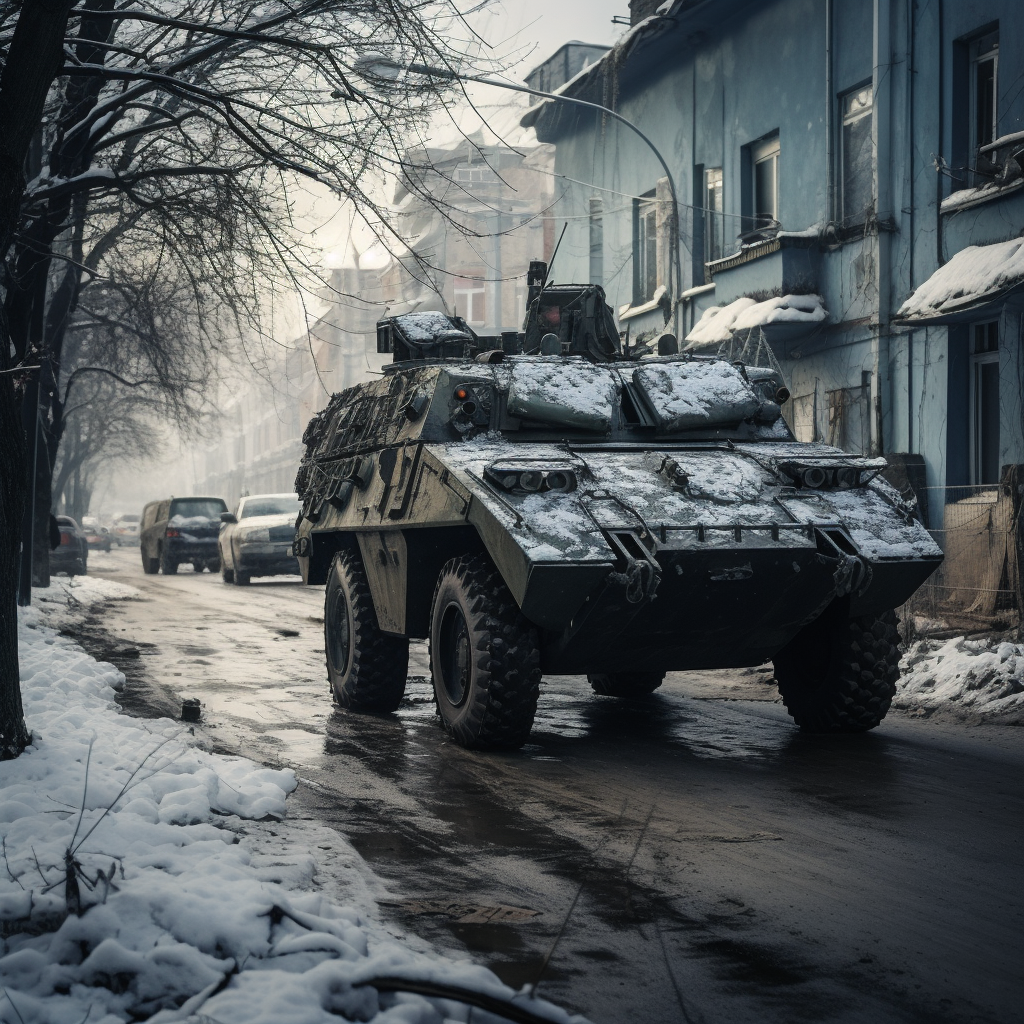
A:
897 237 1024 320
685 294 827 348
2 591 584 1024
896 636 1024 717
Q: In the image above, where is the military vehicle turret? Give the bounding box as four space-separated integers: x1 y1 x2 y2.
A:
293 263 942 750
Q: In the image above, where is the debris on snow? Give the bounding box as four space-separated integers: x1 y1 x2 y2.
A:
685 294 826 348
896 636 1024 717
896 237 1024 320
3 586 586 1024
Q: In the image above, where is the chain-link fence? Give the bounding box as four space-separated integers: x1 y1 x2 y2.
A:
902 479 1022 637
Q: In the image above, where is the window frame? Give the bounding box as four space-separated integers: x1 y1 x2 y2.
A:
751 135 780 231
969 320 1000 486
839 82 874 227
633 190 659 305
454 274 487 326
970 32 999 166
704 167 724 263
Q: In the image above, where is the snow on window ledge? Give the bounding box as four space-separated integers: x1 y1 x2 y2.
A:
940 178 1024 214
619 284 669 320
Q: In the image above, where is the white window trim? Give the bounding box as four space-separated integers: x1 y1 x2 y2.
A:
751 135 780 225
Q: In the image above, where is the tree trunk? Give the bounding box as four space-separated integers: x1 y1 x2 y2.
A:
0 0 80 760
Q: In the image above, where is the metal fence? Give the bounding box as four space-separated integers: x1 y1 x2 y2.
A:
901 482 1021 637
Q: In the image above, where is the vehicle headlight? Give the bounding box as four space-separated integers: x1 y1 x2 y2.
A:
484 464 578 494
779 461 881 489
240 527 270 543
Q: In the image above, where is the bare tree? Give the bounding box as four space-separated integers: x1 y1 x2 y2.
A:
0 0 496 759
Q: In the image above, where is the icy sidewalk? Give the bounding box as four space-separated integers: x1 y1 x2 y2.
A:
1 578 583 1024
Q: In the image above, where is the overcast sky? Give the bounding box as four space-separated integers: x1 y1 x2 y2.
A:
469 0 627 76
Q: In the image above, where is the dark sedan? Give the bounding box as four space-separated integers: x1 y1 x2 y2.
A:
51 516 88 575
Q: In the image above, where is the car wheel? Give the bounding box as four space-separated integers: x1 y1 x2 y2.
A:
142 553 159 574
160 549 178 575
222 566 234 584
325 548 408 711
207 558 220 573
588 671 665 697
429 554 541 750
234 570 251 585
773 603 901 733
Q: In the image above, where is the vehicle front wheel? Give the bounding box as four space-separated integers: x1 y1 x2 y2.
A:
588 671 665 697
325 548 408 711
429 555 541 750
773 603 901 733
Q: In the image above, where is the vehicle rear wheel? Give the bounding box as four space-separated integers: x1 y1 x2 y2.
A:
429 554 541 750
160 549 178 575
221 567 234 584
773 603 901 733
325 548 408 711
234 569 251 586
588 671 665 697
142 553 159 574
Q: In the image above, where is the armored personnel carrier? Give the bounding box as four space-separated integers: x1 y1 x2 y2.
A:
294 264 941 750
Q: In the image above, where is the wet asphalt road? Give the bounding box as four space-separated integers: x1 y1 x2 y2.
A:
78 547 1023 1024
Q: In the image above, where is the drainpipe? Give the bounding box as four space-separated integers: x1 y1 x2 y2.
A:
873 0 893 456
825 0 834 222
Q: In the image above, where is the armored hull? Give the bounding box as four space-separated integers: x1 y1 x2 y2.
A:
294 332 941 749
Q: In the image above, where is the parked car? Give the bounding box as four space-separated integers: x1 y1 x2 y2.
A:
112 513 141 546
81 517 112 552
51 515 88 575
140 496 228 575
218 493 301 585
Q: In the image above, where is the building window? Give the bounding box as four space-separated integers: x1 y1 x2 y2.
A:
453 165 495 184
971 31 998 167
589 197 604 286
705 167 724 263
752 135 780 230
634 191 659 304
454 275 486 325
970 321 1000 485
840 84 873 225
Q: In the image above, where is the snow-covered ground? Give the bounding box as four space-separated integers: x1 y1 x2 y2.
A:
1 578 583 1024
895 634 1024 719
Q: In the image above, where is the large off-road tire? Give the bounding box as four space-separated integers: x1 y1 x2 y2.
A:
773 604 901 733
325 548 408 712
588 671 665 697
429 555 541 751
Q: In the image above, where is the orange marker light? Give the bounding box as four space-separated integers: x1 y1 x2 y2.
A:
454 387 468 400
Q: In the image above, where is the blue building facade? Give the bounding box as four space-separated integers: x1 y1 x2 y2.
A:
523 0 1024 516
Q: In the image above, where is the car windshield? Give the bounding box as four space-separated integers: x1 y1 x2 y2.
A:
170 498 226 520
239 495 300 519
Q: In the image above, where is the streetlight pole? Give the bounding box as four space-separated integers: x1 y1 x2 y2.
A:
360 58 684 339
